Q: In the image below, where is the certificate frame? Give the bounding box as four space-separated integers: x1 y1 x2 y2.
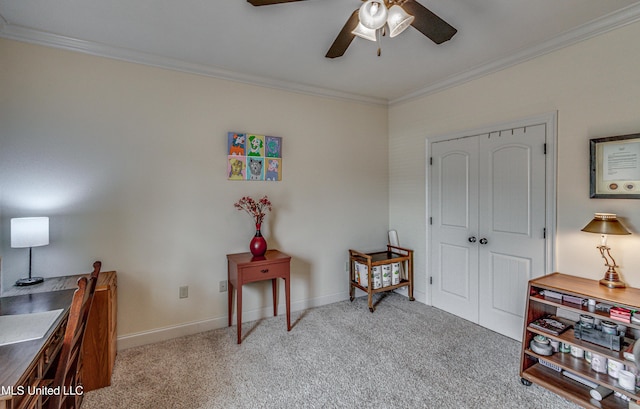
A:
590 133 640 198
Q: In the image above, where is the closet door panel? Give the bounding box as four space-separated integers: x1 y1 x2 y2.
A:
478 125 547 340
430 136 480 323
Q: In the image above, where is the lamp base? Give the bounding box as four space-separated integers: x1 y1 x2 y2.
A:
599 269 625 288
15 276 44 286
599 278 625 288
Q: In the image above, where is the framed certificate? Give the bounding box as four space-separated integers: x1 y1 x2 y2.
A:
590 133 640 198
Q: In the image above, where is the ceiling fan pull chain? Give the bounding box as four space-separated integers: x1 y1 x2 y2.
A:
376 28 382 56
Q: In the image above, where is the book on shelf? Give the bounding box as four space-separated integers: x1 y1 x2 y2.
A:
609 313 631 323
528 315 571 336
609 306 632 323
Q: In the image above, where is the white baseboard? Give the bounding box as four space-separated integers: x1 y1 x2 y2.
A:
393 285 426 304
116 291 350 350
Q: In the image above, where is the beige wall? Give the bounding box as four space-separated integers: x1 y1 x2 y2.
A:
389 20 640 300
0 38 389 346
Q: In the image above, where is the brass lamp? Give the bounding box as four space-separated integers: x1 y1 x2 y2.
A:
581 213 631 288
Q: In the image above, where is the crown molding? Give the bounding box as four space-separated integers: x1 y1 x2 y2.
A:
0 23 387 107
2 3 640 108
390 3 640 106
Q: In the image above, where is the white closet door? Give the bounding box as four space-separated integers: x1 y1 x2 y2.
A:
430 124 547 341
430 136 480 322
477 125 547 340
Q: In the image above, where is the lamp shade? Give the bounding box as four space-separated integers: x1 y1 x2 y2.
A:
359 0 388 30
11 217 49 248
387 5 414 38
352 22 378 42
581 213 630 235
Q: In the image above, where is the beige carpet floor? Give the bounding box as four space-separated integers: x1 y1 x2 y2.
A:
82 293 580 408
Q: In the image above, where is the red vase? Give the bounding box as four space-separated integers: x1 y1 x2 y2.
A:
250 223 267 257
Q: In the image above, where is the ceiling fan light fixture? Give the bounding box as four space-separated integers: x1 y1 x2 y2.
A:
359 0 388 30
352 22 378 42
387 5 415 38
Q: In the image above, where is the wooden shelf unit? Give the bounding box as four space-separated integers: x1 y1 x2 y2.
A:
349 245 414 312
520 273 639 409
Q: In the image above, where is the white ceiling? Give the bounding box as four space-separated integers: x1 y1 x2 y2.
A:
2 0 640 105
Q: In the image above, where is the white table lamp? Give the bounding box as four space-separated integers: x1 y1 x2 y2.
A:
11 217 49 286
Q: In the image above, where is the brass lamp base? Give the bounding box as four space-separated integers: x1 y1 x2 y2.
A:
599 268 625 289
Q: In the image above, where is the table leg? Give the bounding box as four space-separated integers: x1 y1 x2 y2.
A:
285 276 291 331
408 256 415 301
272 278 278 317
236 284 243 344
349 260 355 302
228 281 233 327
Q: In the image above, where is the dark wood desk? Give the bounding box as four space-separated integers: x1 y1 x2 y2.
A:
0 271 117 408
227 250 292 344
0 290 74 409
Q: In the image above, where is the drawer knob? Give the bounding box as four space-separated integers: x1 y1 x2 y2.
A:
261 269 269 273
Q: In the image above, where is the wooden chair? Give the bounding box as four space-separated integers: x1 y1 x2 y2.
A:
45 261 102 409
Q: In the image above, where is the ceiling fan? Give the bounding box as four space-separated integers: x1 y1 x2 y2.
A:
247 0 457 58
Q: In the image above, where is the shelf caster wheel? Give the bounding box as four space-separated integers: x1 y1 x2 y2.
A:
409 297 415 301
369 307 374 313
350 296 354 302
520 378 532 386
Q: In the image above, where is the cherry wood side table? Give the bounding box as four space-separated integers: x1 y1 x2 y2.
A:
227 250 292 344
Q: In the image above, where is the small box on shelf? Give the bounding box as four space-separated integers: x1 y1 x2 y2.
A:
562 294 585 305
573 324 625 351
541 289 563 300
528 315 571 336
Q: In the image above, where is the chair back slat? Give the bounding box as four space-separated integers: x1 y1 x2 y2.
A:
47 261 101 409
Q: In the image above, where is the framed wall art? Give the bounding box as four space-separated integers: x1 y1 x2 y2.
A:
590 133 640 198
227 132 282 181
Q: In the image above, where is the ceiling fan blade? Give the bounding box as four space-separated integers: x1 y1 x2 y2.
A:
402 0 457 44
247 0 305 6
325 9 360 59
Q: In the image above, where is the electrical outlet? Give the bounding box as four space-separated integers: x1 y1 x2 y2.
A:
179 286 188 299
219 280 228 292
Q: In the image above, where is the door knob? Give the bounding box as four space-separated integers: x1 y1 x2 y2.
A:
468 236 477 243
479 238 488 245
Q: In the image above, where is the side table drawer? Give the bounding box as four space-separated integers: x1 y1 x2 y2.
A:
241 261 289 282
